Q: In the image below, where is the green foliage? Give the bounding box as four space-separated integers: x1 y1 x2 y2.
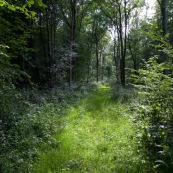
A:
0 44 27 121
0 0 45 18
110 82 137 103
0 0 47 87
132 52 173 171
0 45 14 82
0 84 94 173
33 85 150 173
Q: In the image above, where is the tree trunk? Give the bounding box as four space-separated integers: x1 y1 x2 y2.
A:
157 0 168 63
161 0 167 36
96 41 99 83
118 2 125 86
69 0 76 86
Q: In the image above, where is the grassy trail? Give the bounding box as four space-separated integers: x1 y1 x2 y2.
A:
34 85 146 173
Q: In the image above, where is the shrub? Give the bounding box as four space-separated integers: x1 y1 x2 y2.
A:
132 55 173 172
110 82 137 103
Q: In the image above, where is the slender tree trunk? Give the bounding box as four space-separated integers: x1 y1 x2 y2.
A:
128 39 137 71
39 14 49 83
45 9 52 85
118 0 128 87
96 41 99 83
118 2 125 86
160 0 167 36
157 0 168 63
69 0 76 86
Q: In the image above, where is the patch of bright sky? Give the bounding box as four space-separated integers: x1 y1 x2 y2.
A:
140 0 156 19
109 0 157 40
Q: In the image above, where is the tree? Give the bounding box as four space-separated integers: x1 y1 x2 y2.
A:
99 0 144 86
157 0 167 36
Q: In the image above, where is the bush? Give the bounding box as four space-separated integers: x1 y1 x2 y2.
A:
132 56 173 172
110 82 137 103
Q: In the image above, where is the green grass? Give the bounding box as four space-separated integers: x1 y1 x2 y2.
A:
33 85 149 173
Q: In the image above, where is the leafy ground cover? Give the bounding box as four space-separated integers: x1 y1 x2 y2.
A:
33 85 151 173
0 83 95 173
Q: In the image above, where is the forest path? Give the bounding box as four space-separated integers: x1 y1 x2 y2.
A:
34 85 145 173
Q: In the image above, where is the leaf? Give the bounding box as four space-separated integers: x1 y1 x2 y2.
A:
155 160 169 167
0 0 5 7
37 0 47 7
31 11 36 17
27 0 34 8
8 5 16 11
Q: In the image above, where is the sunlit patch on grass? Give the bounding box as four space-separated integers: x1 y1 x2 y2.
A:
33 85 150 173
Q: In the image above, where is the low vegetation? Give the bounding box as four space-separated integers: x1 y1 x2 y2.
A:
1 80 173 173
33 85 151 173
0 83 96 173
132 56 173 173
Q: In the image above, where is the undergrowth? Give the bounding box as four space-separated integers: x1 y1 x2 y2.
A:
0 83 96 173
33 85 151 173
131 56 173 173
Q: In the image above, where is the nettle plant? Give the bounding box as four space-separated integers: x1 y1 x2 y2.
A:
132 34 173 171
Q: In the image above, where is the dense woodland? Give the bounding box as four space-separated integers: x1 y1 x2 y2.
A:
1 0 173 172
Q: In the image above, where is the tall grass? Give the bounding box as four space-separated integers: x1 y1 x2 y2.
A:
33 85 151 173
